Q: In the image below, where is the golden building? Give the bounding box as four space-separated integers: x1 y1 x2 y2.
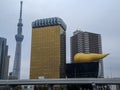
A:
30 17 66 79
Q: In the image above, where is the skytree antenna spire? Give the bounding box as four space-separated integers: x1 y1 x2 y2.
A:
12 1 24 79
20 1 23 20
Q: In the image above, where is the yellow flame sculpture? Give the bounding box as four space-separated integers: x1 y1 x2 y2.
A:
74 53 109 63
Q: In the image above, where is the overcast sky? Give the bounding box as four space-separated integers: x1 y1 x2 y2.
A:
0 0 120 79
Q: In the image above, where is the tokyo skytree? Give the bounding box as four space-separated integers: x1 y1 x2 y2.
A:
12 1 24 79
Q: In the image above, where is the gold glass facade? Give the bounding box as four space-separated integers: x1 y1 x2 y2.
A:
30 25 66 79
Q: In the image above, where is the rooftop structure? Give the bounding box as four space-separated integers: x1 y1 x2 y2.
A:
32 17 67 30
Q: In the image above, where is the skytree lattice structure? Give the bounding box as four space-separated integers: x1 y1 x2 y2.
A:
12 1 24 79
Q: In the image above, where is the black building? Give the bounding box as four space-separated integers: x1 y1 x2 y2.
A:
66 63 99 78
0 37 10 79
